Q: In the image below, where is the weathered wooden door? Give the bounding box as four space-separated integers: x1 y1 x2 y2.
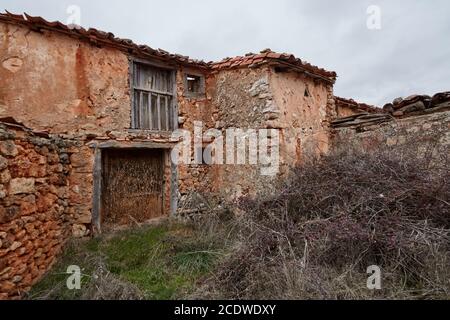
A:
101 149 164 227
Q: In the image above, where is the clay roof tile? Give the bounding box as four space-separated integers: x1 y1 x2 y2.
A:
0 11 209 69
208 50 336 81
4 10 24 19
267 52 282 59
252 57 265 64
0 12 335 79
335 96 381 113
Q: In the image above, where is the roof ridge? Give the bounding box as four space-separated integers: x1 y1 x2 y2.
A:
0 11 210 69
0 11 337 81
210 49 337 82
335 96 381 113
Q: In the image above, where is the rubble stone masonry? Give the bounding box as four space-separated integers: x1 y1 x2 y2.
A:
202 66 335 201
0 121 90 299
331 109 450 156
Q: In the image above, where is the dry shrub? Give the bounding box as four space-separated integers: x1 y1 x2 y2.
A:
197 141 450 299
80 258 144 300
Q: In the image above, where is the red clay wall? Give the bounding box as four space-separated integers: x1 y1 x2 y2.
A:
0 15 343 298
206 67 279 201
0 122 87 299
269 69 335 165
0 21 131 136
0 19 215 223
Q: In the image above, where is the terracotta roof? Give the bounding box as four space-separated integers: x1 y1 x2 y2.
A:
0 11 210 69
210 49 337 83
0 12 337 81
334 96 382 114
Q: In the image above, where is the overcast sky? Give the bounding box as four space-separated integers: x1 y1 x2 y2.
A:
2 0 449 106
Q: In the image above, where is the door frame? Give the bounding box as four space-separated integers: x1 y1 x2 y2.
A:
90 141 178 235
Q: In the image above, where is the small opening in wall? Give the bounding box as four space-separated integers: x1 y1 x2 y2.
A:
186 74 202 93
274 66 289 73
304 86 311 97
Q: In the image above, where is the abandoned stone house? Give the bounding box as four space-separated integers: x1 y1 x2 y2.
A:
0 12 449 299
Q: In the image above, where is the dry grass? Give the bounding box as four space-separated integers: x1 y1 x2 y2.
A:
29 139 450 300
28 222 226 300
194 142 450 300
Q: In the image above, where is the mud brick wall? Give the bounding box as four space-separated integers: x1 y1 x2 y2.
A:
0 122 89 299
331 110 450 156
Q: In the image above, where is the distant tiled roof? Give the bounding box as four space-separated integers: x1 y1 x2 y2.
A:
334 96 381 114
210 49 337 83
0 11 210 69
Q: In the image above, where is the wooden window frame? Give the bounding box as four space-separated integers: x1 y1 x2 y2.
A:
129 57 178 132
183 71 206 98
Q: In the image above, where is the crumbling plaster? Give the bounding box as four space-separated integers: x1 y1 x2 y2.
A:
269 69 334 165
0 22 131 136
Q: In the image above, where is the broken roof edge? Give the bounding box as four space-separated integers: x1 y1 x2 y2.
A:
0 116 51 138
210 49 338 83
0 11 211 70
0 12 337 82
334 96 382 114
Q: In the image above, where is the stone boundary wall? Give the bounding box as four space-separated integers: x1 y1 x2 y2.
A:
0 120 85 299
331 109 450 155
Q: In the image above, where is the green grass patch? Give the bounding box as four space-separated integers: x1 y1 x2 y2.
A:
28 222 224 300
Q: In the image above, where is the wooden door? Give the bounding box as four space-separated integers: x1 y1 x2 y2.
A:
101 149 164 227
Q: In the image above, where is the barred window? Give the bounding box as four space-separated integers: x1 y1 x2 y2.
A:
132 62 175 131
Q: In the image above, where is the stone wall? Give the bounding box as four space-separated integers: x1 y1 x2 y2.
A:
0 16 341 216
331 109 450 156
0 19 215 223
176 67 215 199
206 67 279 201
0 121 89 299
198 66 334 201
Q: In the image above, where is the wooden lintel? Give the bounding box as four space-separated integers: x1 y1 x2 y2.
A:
89 140 175 150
